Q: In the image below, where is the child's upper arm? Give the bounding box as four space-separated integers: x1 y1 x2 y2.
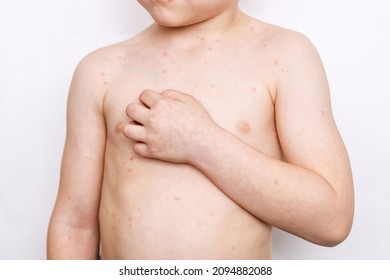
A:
273 31 354 221
54 52 108 228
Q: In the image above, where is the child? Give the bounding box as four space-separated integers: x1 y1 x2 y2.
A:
48 0 354 259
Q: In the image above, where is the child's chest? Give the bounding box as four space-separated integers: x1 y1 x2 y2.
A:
103 49 277 151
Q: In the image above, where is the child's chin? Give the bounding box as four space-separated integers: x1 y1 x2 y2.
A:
151 12 196 28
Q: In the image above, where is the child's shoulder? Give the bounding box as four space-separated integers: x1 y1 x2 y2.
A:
85 27 149 60
77 40 131 69
248 19 313 49
72 36 142 84
248 19 318 59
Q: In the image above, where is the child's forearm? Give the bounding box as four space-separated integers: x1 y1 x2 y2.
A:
191 127 352 247
47 221 100 260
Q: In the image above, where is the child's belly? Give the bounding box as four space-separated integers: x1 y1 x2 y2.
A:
99 150 272 259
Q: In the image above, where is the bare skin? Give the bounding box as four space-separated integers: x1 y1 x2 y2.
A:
47 0 354 260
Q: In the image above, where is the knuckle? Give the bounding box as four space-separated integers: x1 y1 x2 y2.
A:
153 99 167 111
148 115 157 126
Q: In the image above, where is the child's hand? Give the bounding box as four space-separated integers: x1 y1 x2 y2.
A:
123 89 219 164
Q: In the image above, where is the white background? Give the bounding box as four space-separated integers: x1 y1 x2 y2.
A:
0 0 389 260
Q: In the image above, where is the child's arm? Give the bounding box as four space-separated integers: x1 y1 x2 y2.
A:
193 33 354 246
123 33 354 246
47 54 106 259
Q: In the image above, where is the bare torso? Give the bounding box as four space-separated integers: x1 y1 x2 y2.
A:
98 18 283 259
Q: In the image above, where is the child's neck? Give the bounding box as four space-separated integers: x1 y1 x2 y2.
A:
149 9 245 48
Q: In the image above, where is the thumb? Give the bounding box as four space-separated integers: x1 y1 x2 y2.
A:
160 89 189 102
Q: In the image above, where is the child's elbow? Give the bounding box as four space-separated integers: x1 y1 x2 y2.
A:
321 226 351 247
316 215 354 247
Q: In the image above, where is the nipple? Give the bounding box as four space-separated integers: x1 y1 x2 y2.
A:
236 119 252 134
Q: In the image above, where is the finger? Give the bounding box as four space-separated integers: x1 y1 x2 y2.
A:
133 142 152 158
123 123 147 142
126 103 149 124
160 89 189 102
139 89 161 108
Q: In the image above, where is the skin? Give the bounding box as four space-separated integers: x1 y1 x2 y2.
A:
47 0 354 259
